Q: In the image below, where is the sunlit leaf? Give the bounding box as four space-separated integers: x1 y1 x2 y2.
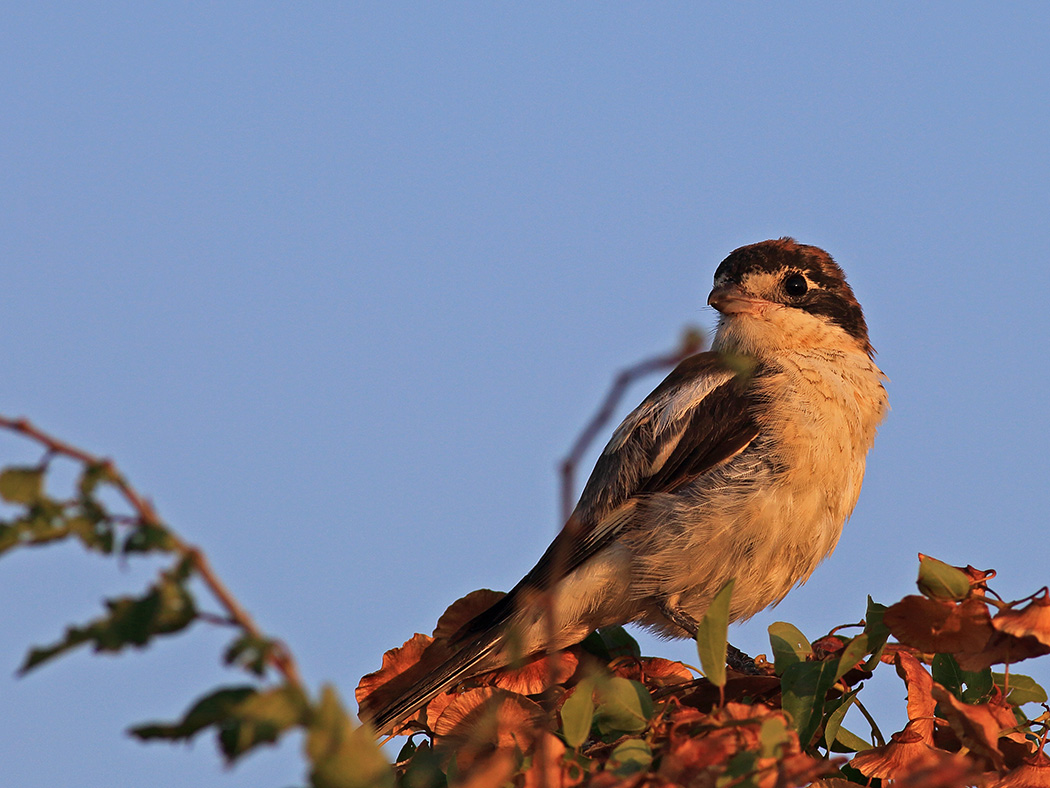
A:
593 677 653 735
769 621 812 675
696 578 734 688
823 688 861 750
560 678 595 749
992 672 1047 705
917 554 972 601
835 634 869 681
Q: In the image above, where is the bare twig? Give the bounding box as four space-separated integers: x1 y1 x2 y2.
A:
0 415 306 692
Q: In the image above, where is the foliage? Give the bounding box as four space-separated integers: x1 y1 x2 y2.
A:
3 332 1050 786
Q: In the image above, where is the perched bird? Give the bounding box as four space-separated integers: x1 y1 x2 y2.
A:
360 238 888 734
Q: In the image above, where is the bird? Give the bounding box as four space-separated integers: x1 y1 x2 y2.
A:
359 238 888 734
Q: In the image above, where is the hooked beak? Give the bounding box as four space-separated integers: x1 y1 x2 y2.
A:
707 283 773 316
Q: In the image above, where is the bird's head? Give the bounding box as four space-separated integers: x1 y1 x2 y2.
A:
708 238 874 360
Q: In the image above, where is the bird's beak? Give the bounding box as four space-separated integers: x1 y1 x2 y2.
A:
708 283 771 316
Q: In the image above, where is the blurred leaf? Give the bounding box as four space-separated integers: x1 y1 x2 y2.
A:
76 462 116 498
593 677 653 736
759 715 791 757
781 660 838 746
917 555 971 601
0 466 44 504
224 634 276 677
607 738 651 777
130 685 257 742
992 672 1048 706
696 578 734 688
769 622 812 675
560 678 595 749
20 568 197 673
581 626 641 660
399 740 444 788
132 684 308 762
306 684 393 788
68 516 115 554
122 522 177 554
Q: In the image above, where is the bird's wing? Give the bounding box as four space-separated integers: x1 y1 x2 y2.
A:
458 351 761 637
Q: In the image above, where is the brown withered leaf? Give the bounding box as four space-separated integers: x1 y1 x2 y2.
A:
987 750 1050 788
433 589 506 640
930 683 1005 771
522 732 574 788
432 687 547 772
884 595 994 654
957 629 1050 672
612 657 694 688
896 651 936 742
992 588 1050 648
850 720 967 780
669 671 782 711
355 631 434 707
489 651 578 695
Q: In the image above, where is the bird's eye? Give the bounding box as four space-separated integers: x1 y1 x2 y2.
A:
784 274 808 297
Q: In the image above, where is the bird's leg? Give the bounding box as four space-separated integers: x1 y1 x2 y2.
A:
660 601 760 675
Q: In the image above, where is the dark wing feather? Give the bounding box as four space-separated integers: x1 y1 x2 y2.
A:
458 352 761 638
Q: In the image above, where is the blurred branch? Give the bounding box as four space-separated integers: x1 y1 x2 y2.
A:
0 414 305 692
558 326 705 522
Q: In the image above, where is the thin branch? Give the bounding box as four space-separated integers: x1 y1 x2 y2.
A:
0 414 306 692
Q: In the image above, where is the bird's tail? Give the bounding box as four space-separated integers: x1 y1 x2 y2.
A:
358 626 506 736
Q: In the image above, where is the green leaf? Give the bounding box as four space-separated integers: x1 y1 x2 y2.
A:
306 684 393 788
832 726 873 753
759 715 791 758
696 578 734 688
68 516 115 554
768 622 812 675
560 678 595 748
961 667 993 704
400 740 444 788
932 653 964 698
781 659 839 746
823 688 861 750
20 569 197 673
580 626 641 660
608 739 652 777
835 634 870 681
862 598 890 669
593 677 653 736
0 467 44 504
917 555 971 601
993 672 1048 706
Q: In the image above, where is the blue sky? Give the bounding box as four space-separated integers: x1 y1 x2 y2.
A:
3 5 1049 786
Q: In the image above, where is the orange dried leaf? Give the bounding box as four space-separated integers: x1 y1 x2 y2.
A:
490 651 578 695
433 589 506 640
895 651 936 742
930 683 1005 771
522 732 571 788
355 632 434 706
992 589 1050 648
988 751 1050 788
433 686 546 757
613 657 694 688
884 595 995 654
850 720 963 779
